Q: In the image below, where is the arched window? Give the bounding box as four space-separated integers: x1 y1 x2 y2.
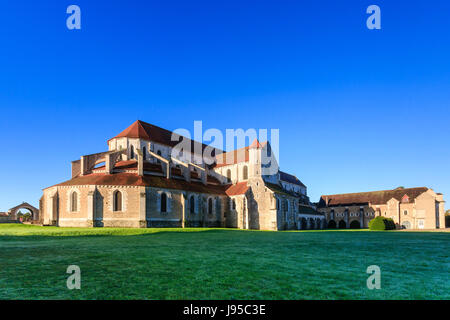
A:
226 169 231 183
130 146 135 159
143 147 147 161
190 195 195 214
71 192 78 212
113 190 122 212
161 193 167 213
243 165 248 180
208 198 213 214
401 221 411 229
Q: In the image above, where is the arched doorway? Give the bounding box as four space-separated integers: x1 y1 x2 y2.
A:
8 202 39 222
15 208 34 222
401 221 411 229
338 220 347 229
350 220 361 229
328 220 336 229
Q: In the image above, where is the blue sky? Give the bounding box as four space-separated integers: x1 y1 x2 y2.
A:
0 0 449 210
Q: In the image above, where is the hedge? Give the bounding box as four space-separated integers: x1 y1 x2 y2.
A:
369 216 396 230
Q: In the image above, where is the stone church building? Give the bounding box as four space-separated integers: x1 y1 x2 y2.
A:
318 187 445 230
40 120 324 231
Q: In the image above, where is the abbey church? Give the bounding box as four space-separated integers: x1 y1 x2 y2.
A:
40 120 325 231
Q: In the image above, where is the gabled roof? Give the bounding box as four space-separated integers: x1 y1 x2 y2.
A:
318 187 429 207
8 202 39 212
279 171 306 188
215 146 250 168
225 182 249 196
214 140 270 168
249 139 263 149
109 120 221 154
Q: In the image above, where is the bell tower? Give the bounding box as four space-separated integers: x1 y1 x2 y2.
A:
249 139 262 178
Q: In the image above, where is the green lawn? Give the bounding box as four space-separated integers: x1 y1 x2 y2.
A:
0 224 448 300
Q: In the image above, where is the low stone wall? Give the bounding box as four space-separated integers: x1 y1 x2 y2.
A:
0 216 17 223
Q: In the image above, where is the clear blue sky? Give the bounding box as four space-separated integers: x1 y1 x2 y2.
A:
1 0 449 211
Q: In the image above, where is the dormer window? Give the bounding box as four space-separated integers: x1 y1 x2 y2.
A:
402 195 409 203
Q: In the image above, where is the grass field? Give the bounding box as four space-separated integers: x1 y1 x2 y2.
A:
0 224 448 300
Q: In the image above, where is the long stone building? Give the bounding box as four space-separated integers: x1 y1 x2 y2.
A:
317 187 445 230
40 120 324 230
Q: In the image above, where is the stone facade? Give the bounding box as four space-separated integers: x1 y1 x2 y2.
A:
41 120 324 231
318 187 445 230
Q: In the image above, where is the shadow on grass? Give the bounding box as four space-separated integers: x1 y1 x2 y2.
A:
0 224 447 243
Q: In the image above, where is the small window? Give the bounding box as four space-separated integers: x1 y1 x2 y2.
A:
70 192 78 212
130 145 135 159
208 198 213 214
157 150 162 164
190 196 195 214
143 147 147 161
113 190 122 212
243 166 248 180
232 199 236 210
227 169 231 183
161 193 167 213
403 210 408 216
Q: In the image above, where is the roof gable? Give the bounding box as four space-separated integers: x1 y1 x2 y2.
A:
110 120 221 154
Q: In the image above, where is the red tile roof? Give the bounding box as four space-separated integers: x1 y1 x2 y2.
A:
52 172 228 195
318 187 429 207
214 141 268 168
49 156 233 195
225 182 249 196
249 139 262 149
109 120 221 155
215 146 249 168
